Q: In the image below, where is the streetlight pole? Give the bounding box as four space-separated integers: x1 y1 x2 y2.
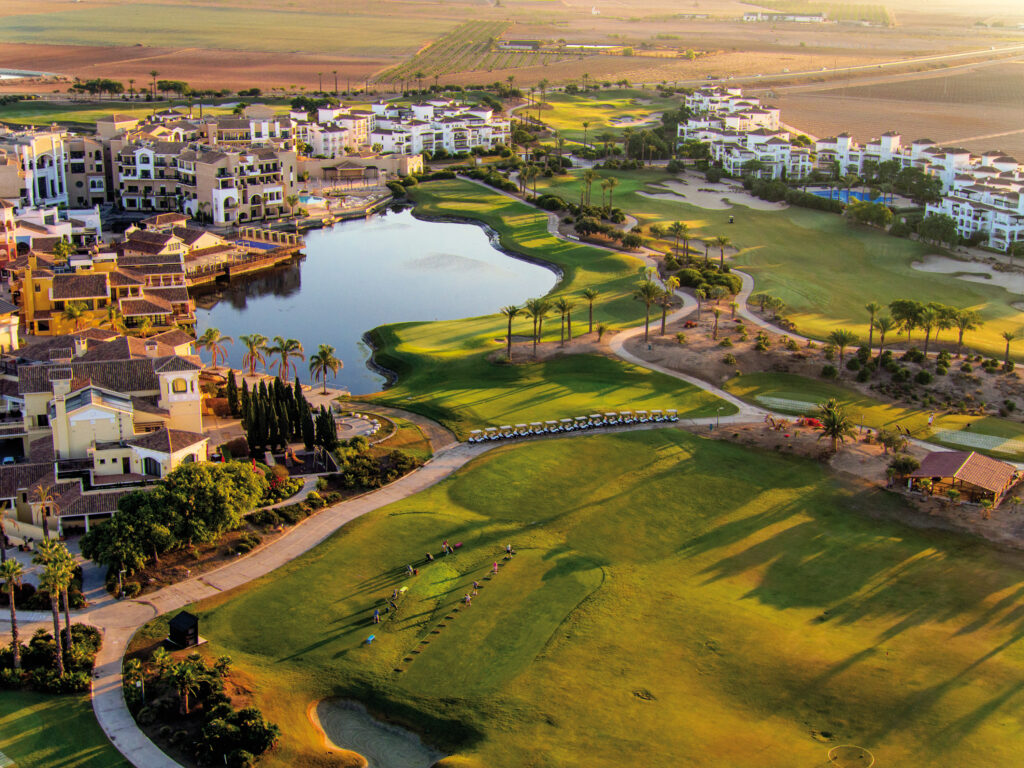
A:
716 406 723 429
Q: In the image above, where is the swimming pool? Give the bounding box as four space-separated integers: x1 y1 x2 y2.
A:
810 189 885 204
299 194 326 205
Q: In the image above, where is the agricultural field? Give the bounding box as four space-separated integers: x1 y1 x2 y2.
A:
764 61 1024 157
367 179 731 435
378 21 579 84
0 691 132 768
174 428 1024 767
748 0 895 25
531 168 1024 361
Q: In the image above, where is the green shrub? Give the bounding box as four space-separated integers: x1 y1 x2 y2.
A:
719 338 733 347
821 365 838 379
723 353 737 365
915 370 933 385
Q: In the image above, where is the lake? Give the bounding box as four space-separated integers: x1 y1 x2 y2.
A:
194 207 558 394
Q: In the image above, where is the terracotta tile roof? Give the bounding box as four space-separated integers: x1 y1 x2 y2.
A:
141 213 188 228
18 357 181 394
145 286 190 303
154 356 201 373
60 487 135 517
909 451 1018 493
77 327 121 341
108 269 144 287
120 296 174 317
127 427 207 454
0 462 54 500
152 329 194 347
117 253 184 268
130 396 169 417
77 336 172 362
51 273 109 300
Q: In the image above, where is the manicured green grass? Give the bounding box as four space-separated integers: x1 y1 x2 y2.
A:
0 690 131 768
179 429 1024 767
724 371 1024 458
366 179 734 435
537 89 679 143
534 168 1024 360
0 5 453 56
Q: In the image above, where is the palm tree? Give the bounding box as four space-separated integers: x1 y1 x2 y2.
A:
136 317 154 339
715 235 731 268
914 305 938 358
553 298 569 345
668 222 687 260
712 307 722 340
128 78 135 99
285 193 300 232
267 337 305 382
309 344 342 393
581 288 599 335
604 176 619 215
581 169 598 207
33 483 59 538
954 309 981 358
149 69 159 99
695 286 708 322
105 304 126 334
828 329 858 370
36 540 75 657
874 316 896 362
582 121 590 149
535 298 553 352
61 301 88 332
1002 330 1019 365
816 398 857 453
197 327 233 369
169 660 201 714
564 299 576 342
634 280 661 342
729 300 739 319
658 276 679 335
34 553 69 675
0 559 23 670
500 305 519 360
239 333 269 376
864 301 881 348
523 298 546 358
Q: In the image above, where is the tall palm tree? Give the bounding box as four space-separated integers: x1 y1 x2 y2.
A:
149 69 159 99
34 553 69 675
581 288 599 335
554 298 570 345
535 298 553 351
105 304 126 334
564 299 577 342
62 301 88 332
634 280 661 342
954 309 981 358
33 484 59 538
659 276 679 335
695 286 708 322
0 559 23 670
668 222 687 260
873 316 896 363
197 327 233 369
309 344 343 393
816 398 857 453
239 333 269 376
581 169 598 207
285 193 300 232
864 301 881 348
828 329 858 370
582 121 590 149
136 317 154 339
604 176 619 215
36 540 75 657
715 235 731 268
918 306 938 358
523 298 546 358
500 305 519 361
267 337 305 382
1002 330 1019 365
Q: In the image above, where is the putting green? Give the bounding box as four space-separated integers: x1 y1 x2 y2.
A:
180 429 1024 768
366 180 734 435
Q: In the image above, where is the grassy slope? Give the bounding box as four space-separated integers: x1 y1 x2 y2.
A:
0 691 132 768
724 371 1024 458
533 168 1024 360
0 101 248 129
0 4 453 56
184 429 1024 768
535 89 679 143
365 179 733 436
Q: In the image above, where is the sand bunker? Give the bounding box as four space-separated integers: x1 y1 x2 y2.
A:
639 180 788 211
608 112 662 127
312 700 444 768
912 255 1024 295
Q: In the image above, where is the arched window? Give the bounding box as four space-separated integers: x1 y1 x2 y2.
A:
143 457 161 476
182 453 196 464
171 378 188 393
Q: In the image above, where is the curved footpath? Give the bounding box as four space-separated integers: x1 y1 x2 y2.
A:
0 185 996 767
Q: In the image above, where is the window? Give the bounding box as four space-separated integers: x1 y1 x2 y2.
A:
171 378 188 393
143 457 161 476
36 414 48 427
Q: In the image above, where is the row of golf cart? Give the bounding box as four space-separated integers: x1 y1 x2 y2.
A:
467 409 678 443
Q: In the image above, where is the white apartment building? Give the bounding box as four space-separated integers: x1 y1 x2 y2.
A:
369 100 510 156
0 129 69 207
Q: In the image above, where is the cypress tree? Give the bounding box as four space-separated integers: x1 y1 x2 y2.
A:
256 397 269 451
277 399 292 446
267 402 282 451
302 408 315 451
241 379 251 427
226 371 240 417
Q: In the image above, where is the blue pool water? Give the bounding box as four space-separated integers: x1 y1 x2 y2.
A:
810 189 885 203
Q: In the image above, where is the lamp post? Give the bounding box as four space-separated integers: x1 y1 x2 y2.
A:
716 406 723 429
135 677 144 704
117 568 126 596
